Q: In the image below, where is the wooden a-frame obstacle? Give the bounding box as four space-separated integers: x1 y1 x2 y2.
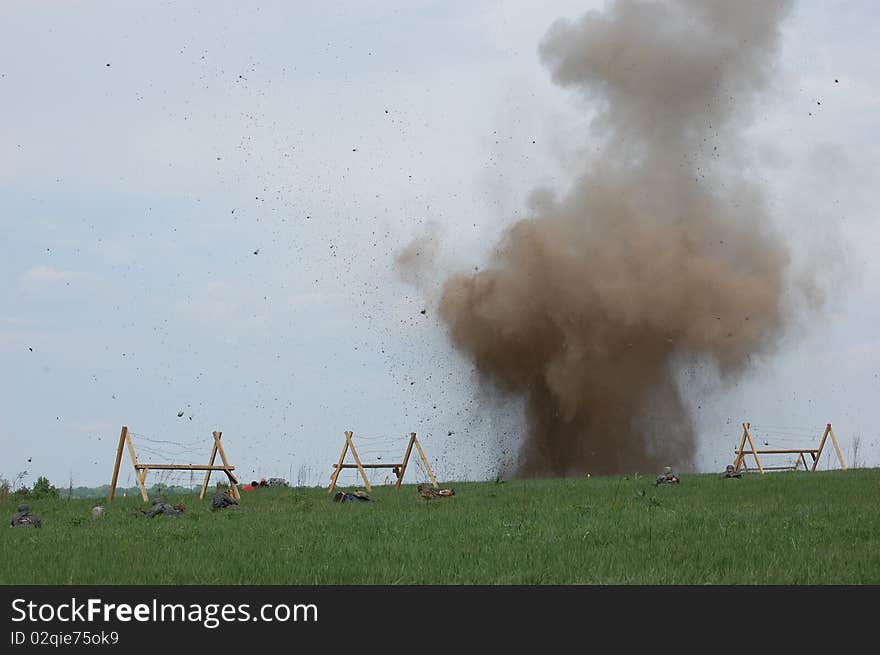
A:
328 431 438 494
108 426 240 502
732 422 846 474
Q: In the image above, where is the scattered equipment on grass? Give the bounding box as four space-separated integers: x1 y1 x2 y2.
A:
417 483 456 499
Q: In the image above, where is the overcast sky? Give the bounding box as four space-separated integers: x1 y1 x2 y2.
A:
2 1 878 489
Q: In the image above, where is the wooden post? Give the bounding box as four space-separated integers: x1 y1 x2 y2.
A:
212 431 240 500
733 423 751 472
733 423 750 473
199 431 239 499
137 468 149 499
413 434 439 489
328 433 350 494
798 452 809 471
329 431 437 493
743 423 765 475
395 433 416 490
730 421 846 475
200 439 220 499
812 424 830 472
827 424 847 470
346 432 372 492
109 427 239 501
108 426 128 502
813 423 847 471
124 430 149 502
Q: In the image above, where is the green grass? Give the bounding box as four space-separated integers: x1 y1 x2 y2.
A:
2 469 879 584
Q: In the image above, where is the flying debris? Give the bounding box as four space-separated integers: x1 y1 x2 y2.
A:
402 0 813 477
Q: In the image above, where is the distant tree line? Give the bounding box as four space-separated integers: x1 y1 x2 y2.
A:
1 473 201 501
0 475 60 501
68 483 202 499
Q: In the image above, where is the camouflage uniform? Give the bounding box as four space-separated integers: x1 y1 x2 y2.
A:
719 464 742 479
146 499 182 517
210 490 238 511
10 503 42 528
333 491 372 503
418 483 456 499
655 466 681 486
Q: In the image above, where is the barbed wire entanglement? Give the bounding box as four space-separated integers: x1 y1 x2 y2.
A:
109 426 239 502
128 431 211 491
415 453 432 485
130 432 211 462
329 433 409 489
725 422 847 473
327 431 439 493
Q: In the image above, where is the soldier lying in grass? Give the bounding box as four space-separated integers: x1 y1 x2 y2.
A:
211 489 238 511
133 499 185 517
418 483 456 499
10 503 42 528
719 464 742 479
333 490 372 503
654 466 681 486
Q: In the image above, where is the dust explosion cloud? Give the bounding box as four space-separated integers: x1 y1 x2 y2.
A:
430 0 812 477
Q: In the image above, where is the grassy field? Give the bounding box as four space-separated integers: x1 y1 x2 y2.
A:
1 469 879 584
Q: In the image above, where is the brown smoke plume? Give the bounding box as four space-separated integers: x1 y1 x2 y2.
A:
432 0 809 477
